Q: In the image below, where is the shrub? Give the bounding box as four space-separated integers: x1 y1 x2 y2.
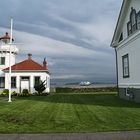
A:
3 89 9 94
0 92 2 96
0 89 9 96
22 89 29 94
55 87 73 93
34 80 46 95
0 91 5 96
39 92 49 96
55 86 117 93
12 91 19 96
21 89 30 97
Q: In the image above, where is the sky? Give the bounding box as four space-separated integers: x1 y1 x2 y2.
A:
0 0 123 85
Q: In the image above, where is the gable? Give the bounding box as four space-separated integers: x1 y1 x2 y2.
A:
111 0 140 47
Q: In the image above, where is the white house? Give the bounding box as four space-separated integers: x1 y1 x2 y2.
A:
0 32 50 93
111 0 140 102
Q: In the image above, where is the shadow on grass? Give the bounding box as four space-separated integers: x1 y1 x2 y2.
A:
15 93 140 108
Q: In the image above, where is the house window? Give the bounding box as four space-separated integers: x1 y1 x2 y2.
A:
122 54 129 78
34 76 40 86
131 9 137 33
11 77 16 88
118 33 123 42
0 57 5 65
0 77 5 88
137 12 140 29
127 8 138 36
127 22 132 36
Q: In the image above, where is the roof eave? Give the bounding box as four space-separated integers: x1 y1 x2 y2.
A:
3 70 50 74
111 0 126 48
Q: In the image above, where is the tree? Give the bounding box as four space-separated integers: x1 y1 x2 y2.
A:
34 80 46 95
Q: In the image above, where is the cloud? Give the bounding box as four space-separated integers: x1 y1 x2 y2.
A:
51 74 86 80
11 29 106 59
0 0 123 83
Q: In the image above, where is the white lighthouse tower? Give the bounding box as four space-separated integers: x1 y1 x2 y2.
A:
0 32 18 74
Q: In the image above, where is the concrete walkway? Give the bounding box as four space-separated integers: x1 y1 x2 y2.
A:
0 131 140 140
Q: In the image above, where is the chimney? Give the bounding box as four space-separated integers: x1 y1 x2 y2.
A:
28 53 32 60
43 58 47 69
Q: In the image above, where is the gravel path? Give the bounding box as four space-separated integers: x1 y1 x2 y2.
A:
0 131 140 140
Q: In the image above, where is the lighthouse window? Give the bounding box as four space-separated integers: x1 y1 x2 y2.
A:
0 57 5 65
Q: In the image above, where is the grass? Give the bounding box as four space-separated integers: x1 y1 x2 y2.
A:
0 92 140 133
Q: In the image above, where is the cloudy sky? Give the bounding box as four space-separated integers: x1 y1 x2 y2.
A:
0 0 123 85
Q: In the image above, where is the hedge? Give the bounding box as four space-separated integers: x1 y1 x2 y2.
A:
55 86 117 93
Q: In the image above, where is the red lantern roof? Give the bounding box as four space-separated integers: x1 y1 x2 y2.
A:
0 32 14 41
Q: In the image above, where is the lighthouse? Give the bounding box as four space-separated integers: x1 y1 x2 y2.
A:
0 21 50 97
0 32 18 74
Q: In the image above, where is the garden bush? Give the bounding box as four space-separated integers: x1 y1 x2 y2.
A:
20 89 30 97
33 92 49 96
3 89 9 94
56 87 73 93
55 86 117 93
12 91 20 96
0 89 10 96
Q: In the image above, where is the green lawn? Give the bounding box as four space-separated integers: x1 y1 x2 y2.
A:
0 92 140 133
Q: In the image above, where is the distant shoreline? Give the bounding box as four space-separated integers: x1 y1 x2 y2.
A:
51 83 117 88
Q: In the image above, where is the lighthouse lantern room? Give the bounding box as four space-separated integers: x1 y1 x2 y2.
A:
0 32 18 73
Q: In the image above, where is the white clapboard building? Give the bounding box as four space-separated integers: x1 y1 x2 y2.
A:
0 32 50 93
111 0 140 102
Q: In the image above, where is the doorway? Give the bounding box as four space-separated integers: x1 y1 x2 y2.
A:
20 76 30 92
